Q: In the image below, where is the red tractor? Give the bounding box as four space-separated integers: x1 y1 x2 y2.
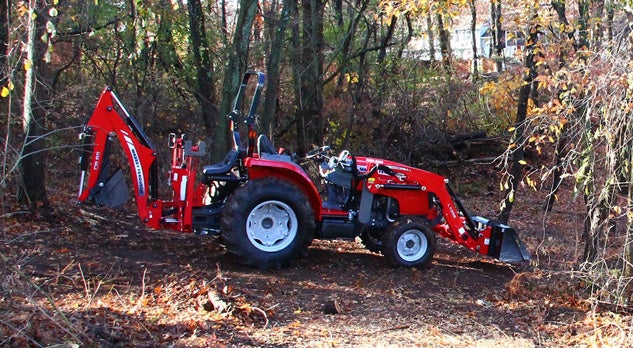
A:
78 71 530 269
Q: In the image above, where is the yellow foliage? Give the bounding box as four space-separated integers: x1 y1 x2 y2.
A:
17 2 29 17
23 59 32 71
479 77 522 122
345 72 358 84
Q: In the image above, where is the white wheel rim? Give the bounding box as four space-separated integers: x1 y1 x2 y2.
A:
246 200 298 252
397 229 428 262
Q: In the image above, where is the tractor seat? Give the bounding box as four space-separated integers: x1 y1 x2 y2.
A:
258 134 297 163
203 149 239 176
257 134 276 156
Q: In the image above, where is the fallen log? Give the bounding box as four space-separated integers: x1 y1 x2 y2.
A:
447 131 487 144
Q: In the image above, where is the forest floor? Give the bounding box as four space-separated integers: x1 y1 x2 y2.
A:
1 164 632 347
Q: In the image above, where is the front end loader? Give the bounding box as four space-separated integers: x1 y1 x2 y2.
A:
77 70 530 269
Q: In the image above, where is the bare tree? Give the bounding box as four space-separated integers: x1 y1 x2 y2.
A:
498 11 539 224
490 0 503 72
299 0 325 153
469 0 478 80
18 0 50 208
187 0 218 138
217 0 258 158
0 0 7 70
261 0 291 138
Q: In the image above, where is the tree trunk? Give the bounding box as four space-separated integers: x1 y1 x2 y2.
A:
426 13 435 62
262 0 291 138
583 184 610 263
299 0 324 153
18 0 48 208
606 4 614 42
341 18 372 150
377 16 396 64
625 226 633 298
498 14 539 224
187 0 218 142
290 1 305 154
0 0 8 194
435 12 451 70
624 145 633 283
592 0 605 48
157 0 183 71
577 0 589 49
543 0 573 212
334 0 368 91
491 0 503 72
469 0 478 80
217 0 258 158
0 0 7 70
543 135 568 212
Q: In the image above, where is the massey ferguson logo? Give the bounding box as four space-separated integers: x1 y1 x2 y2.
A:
93 151 101 171
121 132 146 196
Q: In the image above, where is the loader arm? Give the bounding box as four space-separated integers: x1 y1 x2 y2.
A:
78 87 159 223
427 180 531 263
360 157 530 263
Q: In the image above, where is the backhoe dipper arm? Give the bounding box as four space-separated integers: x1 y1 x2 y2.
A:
78 87 159 222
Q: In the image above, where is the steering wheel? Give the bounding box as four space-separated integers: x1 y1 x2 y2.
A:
306 145 331 159
328 150 351 170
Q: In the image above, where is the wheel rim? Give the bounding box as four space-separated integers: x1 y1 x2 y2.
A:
246 200 298 252
396 229 428 262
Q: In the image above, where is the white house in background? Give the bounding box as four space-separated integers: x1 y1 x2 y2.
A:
406 24 525 68
478 26 525 60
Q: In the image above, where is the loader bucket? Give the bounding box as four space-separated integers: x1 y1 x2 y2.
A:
497 226 531 262
472 216 531 263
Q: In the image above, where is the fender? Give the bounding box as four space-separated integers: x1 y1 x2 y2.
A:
245 157 322 220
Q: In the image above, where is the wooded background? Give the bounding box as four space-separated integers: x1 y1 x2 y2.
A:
2 0 633 307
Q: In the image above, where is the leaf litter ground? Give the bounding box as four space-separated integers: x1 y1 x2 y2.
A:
1 168 632 347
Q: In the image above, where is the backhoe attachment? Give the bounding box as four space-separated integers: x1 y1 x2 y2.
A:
78 87 161 224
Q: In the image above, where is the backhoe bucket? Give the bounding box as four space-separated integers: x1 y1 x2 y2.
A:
93 168 130 208
473 217 531 263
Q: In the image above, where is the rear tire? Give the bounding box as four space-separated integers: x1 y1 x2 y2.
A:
382 217 436 268
221 178 315 269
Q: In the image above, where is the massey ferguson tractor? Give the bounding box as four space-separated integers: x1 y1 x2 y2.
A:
77 71 530 269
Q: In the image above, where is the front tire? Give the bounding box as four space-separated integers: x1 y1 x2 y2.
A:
221 178 315 269
359 229 383 253
382 217 436 268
